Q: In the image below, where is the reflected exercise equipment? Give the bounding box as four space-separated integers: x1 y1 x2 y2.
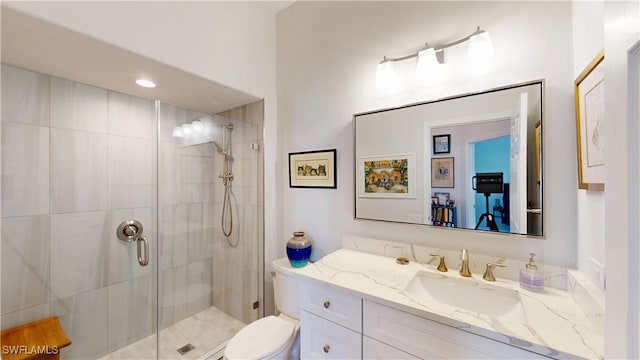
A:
472 172 503 231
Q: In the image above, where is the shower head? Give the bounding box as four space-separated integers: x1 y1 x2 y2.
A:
212 141 234 161
212 141 225 154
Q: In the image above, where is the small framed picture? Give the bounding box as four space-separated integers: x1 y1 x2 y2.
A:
433 134 451 154
289 149 337 188
431 157 454 188
434 192 450 205
431 196 439 205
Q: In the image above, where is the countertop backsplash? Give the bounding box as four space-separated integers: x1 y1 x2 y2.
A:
343 234 568 291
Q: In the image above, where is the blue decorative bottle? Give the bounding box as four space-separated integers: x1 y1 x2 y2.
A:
286 231 312 268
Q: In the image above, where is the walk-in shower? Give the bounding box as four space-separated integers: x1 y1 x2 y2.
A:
1 63 264 360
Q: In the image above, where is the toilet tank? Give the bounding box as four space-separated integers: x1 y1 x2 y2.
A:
272 257 301 318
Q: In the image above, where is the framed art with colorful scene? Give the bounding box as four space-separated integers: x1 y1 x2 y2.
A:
358 153 416 198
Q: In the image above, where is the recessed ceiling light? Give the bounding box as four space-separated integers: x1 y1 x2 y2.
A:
135 79 156 88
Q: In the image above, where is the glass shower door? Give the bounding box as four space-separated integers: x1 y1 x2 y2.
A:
156 100 264 359
1 63 158 359
1 63 264 360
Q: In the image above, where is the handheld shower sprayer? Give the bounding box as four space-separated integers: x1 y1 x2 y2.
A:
213 141 225 154
216 123 235 239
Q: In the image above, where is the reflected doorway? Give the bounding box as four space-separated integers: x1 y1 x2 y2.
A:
469 135 510 232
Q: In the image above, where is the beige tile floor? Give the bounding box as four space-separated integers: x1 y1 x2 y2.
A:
100 306 245 360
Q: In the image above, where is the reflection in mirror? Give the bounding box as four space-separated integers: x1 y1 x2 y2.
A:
354 81 543 236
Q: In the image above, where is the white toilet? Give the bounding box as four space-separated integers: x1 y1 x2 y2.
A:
224 257 301 360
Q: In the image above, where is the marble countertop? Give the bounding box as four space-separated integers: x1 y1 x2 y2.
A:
294 248 603 359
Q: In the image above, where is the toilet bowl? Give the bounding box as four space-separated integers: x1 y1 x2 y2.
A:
224 258 301 360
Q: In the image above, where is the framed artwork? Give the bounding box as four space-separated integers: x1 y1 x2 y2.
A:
534 120 541 184
434 192 450 206
358 153 416 198
433 134 451 154
431 196 439 205
289 149 336 188
431 157 454 188
574 49 605 191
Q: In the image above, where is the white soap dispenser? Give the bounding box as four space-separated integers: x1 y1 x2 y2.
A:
519 252 544 292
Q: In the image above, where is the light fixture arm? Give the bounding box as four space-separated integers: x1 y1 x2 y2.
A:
433 26 484 53
379 26 486 65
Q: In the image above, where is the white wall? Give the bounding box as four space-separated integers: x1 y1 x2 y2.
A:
601 1 640 358
277 1 576 266
572 1 606 283
572 1 640 357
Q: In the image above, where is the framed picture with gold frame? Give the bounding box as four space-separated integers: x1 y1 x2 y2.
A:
534 120 541 184
574 49 605 191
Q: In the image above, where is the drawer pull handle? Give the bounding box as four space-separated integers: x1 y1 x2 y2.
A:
323 345 330 353
323 301 330 309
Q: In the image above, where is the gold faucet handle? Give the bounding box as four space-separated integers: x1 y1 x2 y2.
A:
483 263 507 282
430 254 448 272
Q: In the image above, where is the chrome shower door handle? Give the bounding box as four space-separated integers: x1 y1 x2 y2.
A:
137 235 149 266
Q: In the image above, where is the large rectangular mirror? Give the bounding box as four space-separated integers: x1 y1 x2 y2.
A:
354 81 543 236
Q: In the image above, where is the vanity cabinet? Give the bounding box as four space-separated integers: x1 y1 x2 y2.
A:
300 281 362 359
300 311 361 359
362 336 419 359
363 300 547 359
299 280 548 359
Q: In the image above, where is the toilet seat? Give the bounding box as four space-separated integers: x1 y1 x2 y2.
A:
225 315 296 359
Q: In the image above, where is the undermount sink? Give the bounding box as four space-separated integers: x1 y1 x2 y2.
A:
403 271 526 321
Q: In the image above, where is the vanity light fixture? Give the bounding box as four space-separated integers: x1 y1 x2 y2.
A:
415 47 441 85
466 30 495 75
135 79 156 88
376 26 494 89
181 123 193 136
172 118 210 139
375 57 398 91
191 119 204 133
172 126 185 138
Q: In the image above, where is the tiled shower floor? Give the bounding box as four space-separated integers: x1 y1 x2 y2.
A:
100 306 246 360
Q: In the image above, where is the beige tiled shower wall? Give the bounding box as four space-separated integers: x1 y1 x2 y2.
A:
0 64 264 359
157 99 263 334
210 102 263 325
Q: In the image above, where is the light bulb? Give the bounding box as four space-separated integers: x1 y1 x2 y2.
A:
416 48 440 85
376 59 398 91
467 31 495 75
172 126 184 138
182 123 192 136
191 119 204 133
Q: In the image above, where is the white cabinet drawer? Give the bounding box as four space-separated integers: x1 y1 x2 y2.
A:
300 310 362 359
363 336 420 359
363 300 547 359
301 281 362 332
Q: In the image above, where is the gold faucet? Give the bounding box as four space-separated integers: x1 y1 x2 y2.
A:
430 254 448 272
460 248 471 277
483 263 507 281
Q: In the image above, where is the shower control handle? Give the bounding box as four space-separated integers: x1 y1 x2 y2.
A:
117 219 143 241
137 235 149 267
116 219 149 267
123 224 138 237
